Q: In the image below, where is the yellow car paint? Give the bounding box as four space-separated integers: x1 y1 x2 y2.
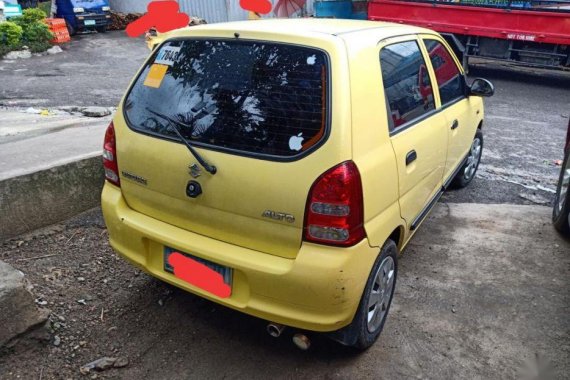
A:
103 19 486 333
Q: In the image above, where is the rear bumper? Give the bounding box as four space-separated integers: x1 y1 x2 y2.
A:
101 183 380 332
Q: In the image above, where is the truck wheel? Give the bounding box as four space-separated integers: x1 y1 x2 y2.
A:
66 21 76 36
553 149 570 235
452 129 483 188
97 26 107 33
350 239 398 350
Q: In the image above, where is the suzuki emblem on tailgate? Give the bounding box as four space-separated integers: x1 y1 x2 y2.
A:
262 210 295 223
189 163 201 178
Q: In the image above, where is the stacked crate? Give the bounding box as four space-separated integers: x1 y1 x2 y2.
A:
45 18 70 44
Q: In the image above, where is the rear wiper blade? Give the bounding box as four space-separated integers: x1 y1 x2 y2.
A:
146 108 217 175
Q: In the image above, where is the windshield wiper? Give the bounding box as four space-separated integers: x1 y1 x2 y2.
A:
146 108 217 175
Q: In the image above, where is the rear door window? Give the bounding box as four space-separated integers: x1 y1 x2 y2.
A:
124 39 329 159
423 39 466 106
380 40 436 130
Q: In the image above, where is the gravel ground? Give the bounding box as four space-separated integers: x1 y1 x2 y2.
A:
442 62 570 206
1 204 568 379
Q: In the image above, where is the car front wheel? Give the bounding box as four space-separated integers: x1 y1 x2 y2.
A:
553 148 570 235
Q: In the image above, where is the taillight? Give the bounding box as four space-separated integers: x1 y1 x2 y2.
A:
303 161 365 247
103 122 120 187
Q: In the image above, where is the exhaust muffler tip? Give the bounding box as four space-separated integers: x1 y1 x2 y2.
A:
292 333 311 350
267 323 285 338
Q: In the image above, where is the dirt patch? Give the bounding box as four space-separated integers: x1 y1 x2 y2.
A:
0 204 568 379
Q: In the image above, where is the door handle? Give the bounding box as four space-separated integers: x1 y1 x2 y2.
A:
451 120 459 130
406 150 417 166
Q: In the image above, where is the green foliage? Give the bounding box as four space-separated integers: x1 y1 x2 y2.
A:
0 21 24 49
12 8 48 26
22 21 53 52
0 8 54 56
7 8 53 54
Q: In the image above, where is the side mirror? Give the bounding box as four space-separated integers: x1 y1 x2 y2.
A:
469 78 495 97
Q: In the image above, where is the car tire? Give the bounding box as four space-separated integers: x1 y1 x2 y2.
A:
452 129 483 188
349 239 398 350
97 26 107 33
553 149 570 235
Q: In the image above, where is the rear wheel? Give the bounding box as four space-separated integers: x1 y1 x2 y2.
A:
553 149 570 235
452 129 483 188
349 240 398 350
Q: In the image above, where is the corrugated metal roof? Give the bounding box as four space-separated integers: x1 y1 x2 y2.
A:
110 0 316 23
179 0 317 23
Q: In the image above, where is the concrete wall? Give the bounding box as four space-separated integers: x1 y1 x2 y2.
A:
0 156 104 240
110 0 316 23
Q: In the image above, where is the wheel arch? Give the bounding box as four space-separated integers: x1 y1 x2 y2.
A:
388 225 405 251
327 235 400 347
364 199 407 249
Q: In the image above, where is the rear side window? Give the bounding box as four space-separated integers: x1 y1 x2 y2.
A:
124 39 329 159
380 41 435 130
424 39 466 105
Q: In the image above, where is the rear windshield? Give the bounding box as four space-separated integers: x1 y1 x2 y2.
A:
124 39 329 159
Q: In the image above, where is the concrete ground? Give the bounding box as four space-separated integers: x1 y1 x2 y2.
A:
0 109 110 180
442 62 570 206
0 31 149 108
0 31 568 205
0 203 568 379
0 109 109 239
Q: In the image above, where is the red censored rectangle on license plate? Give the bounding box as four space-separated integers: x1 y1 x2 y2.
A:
164 247 232 298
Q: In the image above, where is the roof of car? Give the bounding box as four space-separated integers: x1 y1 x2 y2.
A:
170 18 431 40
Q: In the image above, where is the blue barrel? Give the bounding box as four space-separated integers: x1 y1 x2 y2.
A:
315 1 353 19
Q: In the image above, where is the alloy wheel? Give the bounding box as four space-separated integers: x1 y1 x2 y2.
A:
464 137 482 181
367 256 395 333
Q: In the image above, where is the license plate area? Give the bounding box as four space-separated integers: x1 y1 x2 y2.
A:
85 20 96 26
164 247 233 294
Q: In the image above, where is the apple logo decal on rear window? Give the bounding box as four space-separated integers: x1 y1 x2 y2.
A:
289 133 304 152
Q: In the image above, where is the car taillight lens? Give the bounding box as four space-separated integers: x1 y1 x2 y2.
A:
103 122 120 187
304 161 365 247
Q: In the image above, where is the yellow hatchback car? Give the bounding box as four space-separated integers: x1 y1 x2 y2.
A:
102 19 493 349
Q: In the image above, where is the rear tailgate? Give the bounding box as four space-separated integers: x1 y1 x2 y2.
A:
114 30 351 259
